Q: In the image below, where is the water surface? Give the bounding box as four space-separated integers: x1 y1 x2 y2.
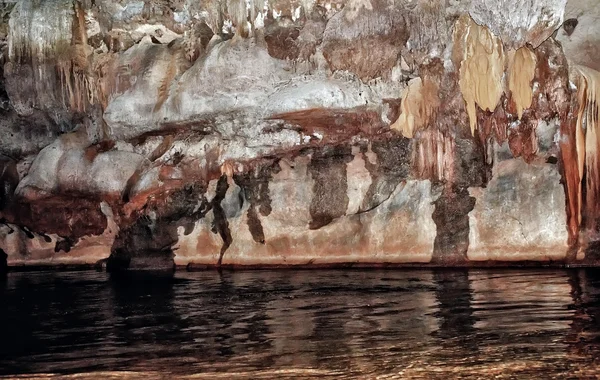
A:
1 268 599 378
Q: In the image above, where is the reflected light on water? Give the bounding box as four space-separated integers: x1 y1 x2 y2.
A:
1 268 600 378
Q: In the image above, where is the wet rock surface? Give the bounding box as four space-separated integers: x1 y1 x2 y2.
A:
1 0 600 269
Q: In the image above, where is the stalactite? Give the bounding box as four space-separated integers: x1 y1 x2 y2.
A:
7 0 74 114
575 66 600 232
220 160 235 179
390 77 439 138
558 65 600 246
223 0 262 37
453 15 505 136
414 128 455 183
64 0 94 113
509 46 536 119
226 0 247 36
476 99 510 166
93 53 118 111
559 100 582 245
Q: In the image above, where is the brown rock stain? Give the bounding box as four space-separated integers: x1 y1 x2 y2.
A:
508 115 539 164
268 107 384 144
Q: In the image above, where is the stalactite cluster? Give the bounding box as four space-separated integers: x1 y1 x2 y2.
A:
413 128 455 183
8 0 96 115
7 0 73 65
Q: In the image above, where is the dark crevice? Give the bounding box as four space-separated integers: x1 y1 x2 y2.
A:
19 226 35 239
247 206 265 244
211 175 232 266
354 180 406 216
0 218 15 234
234 160 280 244
0 156 18 212
108 183 208 271
54 238 75 253
0 247 7 274
563 18 578 36
308 146 352 230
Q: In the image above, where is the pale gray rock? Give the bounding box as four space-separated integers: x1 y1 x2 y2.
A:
16 132 145 199
468 159 569 261
469 0 567 48
555 0 600 71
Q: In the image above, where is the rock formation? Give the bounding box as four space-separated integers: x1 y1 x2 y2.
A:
0 0 599 269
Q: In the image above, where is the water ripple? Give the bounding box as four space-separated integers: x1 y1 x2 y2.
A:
1 269 600 378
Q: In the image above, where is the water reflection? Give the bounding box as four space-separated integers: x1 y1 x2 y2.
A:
1 268 600 378
105 272 193 372
433 270 478 355
567 269 600 364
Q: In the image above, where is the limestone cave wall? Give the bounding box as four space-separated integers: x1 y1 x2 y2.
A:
0 0 599 269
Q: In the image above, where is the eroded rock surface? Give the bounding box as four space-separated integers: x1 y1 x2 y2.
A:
1 0 600 269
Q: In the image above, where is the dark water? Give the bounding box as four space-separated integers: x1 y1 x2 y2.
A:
1 269 600 379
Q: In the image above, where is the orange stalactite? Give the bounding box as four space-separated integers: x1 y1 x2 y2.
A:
559 106 582 246
576 66 600 233
557 66 600 245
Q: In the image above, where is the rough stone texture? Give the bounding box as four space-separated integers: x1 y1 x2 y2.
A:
14 131 146 200
0 0 599 269
321 0 408 80
468 0 567 48
432 186 476 264
555 0 600 71
175 154 438 266
468 159 569 261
